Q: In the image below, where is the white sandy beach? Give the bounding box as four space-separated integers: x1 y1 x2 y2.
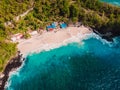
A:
17 26 92 56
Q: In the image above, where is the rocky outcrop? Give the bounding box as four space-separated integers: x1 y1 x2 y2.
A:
0 51 24 90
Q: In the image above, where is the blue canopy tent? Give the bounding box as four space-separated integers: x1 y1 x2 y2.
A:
60 23 67 29
51 22 56 29
46 25 53 31
46 22 57 31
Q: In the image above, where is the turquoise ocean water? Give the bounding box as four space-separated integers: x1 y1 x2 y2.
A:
6 1 120 90
6 34 120 90
101 0 120 6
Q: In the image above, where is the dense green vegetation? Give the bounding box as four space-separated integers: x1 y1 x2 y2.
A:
0 42 17 71
0 0 33 72
0 0 120 72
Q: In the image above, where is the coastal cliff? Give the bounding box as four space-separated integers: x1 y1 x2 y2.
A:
0 52 23 90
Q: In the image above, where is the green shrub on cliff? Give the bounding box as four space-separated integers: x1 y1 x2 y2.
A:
0 42 17 71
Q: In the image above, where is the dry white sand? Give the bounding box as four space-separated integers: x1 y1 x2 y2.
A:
17 26 92 56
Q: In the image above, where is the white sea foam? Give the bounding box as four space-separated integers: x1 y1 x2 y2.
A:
88 33 114 47
22 32 113 57
5 57 26 89
22 33 93 57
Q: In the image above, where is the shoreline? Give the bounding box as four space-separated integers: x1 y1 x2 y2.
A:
0 26 92 89
0 52 24 90
17 26 92 56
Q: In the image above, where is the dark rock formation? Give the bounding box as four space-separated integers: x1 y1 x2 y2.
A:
0 51 23 90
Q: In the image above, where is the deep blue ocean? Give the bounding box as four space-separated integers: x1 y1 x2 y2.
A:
6 1 120 90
